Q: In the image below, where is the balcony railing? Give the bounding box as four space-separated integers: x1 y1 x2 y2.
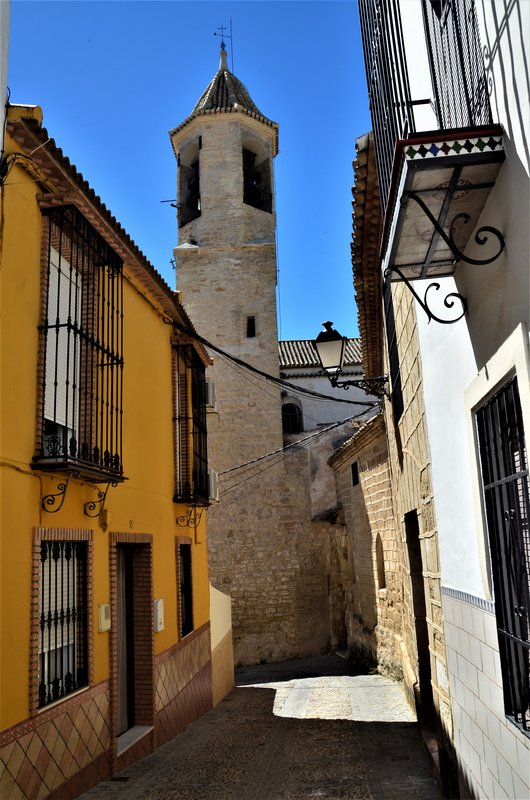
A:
178 195 201 228
359 0 416 210
423 0 492 131
359 0 493 212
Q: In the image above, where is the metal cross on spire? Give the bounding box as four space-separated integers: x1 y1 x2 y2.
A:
213 19 234 71
214 24 229 49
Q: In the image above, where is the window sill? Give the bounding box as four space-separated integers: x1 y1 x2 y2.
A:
117 726 153 756
32 457 126 483
37 684 89 715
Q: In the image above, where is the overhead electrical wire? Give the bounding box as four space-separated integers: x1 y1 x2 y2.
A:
169 319 378 409
220 411 369 478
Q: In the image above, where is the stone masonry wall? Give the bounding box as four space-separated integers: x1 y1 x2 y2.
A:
331 414 403 675
173 113 334 665
383 283 455 788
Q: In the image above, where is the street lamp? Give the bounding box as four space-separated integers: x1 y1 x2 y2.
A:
314 321 388 398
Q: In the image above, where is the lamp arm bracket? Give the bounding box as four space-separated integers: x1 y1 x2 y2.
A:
330 375 389 398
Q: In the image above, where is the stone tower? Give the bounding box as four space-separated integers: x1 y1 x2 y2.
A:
170 46 283 472
170 47 333 665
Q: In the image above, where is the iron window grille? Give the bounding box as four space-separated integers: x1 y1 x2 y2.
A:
359 0 416 209
39 540 88 707
35 205 124 480
359 0 492 211
423 0 492 131
173 345 209 504
476 377 530 735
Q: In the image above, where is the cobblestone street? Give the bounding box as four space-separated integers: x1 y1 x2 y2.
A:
79 656 443 800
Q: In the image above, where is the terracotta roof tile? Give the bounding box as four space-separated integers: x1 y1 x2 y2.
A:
278 339 362 369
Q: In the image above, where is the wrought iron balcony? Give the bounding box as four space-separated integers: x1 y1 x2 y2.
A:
381 126 505 323
178 195 201 228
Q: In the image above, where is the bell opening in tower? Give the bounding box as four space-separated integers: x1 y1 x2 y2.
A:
242 142 272 214
178 137 201 228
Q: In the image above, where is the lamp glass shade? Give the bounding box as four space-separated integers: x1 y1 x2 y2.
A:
314 326 346 375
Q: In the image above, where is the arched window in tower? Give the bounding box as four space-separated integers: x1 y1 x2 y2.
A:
282 403 303 435
178 137 201 228
242 140 272 214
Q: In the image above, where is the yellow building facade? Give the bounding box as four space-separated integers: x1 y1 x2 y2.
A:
0 105 220 798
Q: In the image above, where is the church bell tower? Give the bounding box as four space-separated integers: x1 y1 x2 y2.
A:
170 45 283 475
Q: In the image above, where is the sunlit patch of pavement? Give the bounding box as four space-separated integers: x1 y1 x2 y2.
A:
239 674 417 722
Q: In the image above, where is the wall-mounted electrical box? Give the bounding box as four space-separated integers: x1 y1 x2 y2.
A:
98 604 111 632
153 598 165 633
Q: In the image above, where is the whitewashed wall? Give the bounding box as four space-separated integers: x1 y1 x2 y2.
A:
406 1 530 796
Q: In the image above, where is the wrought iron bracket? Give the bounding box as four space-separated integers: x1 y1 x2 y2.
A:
42 471 80 513
84 481 118 518
404 191 505 266
384 266 467 325
329 375 389 398
176 506 204 529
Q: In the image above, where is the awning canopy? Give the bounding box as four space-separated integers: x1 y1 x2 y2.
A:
383 126 505 283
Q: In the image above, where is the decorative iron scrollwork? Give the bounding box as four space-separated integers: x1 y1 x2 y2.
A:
42 471 80 513
84 482 118 518
330 375 389 398
406 191 505 266
177 507 204 529
384 266 467 325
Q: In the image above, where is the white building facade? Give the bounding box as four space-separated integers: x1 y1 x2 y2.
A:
359 1 529 797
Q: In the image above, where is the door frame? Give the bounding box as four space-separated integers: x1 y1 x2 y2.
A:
109 533 154 761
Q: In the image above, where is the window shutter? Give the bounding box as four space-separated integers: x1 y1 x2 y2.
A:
44 247 82 431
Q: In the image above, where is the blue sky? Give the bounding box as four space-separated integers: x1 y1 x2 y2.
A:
7 0 371 340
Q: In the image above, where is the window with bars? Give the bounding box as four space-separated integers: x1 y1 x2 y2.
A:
476 377 530 735
173 345 208 504
423 0 492 131
358 0 492 210
35 205 124 479
38 540 88 708
358 0 415 209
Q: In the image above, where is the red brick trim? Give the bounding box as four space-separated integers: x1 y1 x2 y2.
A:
30 528 94 716
108 533 154 768
34 216 50 456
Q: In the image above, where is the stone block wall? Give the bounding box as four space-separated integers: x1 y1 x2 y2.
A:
383 283 456 794
209 447 333 665
330 414 403 674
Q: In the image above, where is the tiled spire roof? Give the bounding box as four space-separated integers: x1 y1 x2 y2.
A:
279 339 362 369
169 48 279 154
192 47 266 118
